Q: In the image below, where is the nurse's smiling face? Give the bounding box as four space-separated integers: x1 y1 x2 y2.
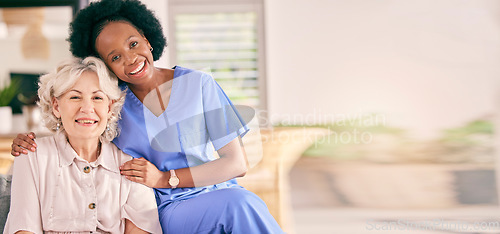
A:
95 21 154 86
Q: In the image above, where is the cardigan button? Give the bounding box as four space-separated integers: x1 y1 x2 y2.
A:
83 166 91 173
89 203 96 209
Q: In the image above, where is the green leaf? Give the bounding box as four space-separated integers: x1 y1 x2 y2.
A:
0 79 21 107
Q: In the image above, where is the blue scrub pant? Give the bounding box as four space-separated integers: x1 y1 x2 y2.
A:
159 187 284 233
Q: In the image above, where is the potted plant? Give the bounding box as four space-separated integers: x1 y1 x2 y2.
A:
0 79 21 133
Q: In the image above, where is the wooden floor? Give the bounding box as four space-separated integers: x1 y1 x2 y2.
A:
289 157 500 234
292 206 500 234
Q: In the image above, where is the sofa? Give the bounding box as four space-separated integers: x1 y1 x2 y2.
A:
0 174 11 233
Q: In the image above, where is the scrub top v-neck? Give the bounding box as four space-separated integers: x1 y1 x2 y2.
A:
113 66 249 208
139 75 174 117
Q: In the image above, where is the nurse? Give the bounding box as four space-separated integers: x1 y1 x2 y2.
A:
12 0 283 233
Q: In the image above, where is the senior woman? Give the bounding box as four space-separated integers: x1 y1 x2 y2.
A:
4 57 161 234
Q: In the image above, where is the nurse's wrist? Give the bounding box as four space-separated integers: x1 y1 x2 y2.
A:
154 171 171 188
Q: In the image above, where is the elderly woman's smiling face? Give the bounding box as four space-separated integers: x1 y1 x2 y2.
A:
52 71 112 142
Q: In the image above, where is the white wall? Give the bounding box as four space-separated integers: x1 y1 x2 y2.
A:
3 0 499 139
0 2 169 88
140 0 170 68
264 0 500 139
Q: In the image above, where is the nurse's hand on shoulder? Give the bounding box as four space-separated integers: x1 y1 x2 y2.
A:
11 132 37 156
120 157 167 188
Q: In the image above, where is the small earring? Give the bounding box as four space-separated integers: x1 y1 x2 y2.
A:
56 120 61 130
150 47 154 52
106 124 110 132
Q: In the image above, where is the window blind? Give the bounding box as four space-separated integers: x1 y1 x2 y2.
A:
173 12 260 107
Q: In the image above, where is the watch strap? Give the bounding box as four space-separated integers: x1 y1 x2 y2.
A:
169 169 179 188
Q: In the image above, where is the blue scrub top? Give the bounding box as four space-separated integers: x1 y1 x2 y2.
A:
113 66 249 210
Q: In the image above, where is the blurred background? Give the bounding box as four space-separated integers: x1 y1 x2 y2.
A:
1 0 500 233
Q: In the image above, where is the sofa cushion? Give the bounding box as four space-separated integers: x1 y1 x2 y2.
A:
0 174 11 233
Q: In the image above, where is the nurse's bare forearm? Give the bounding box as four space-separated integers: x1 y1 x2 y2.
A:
163 158 247 188
15 231 34 234
161 138 248 188
124 219 148 234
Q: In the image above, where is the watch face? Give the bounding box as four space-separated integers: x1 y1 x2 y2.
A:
169 177 180 186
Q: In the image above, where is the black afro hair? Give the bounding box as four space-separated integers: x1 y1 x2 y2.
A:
68 0 166 61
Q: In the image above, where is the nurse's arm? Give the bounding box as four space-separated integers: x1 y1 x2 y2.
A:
124 219 148 234
121 137 248 188
189 136 248 187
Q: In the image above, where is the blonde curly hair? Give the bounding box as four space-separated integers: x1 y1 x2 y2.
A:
38 56 125 142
